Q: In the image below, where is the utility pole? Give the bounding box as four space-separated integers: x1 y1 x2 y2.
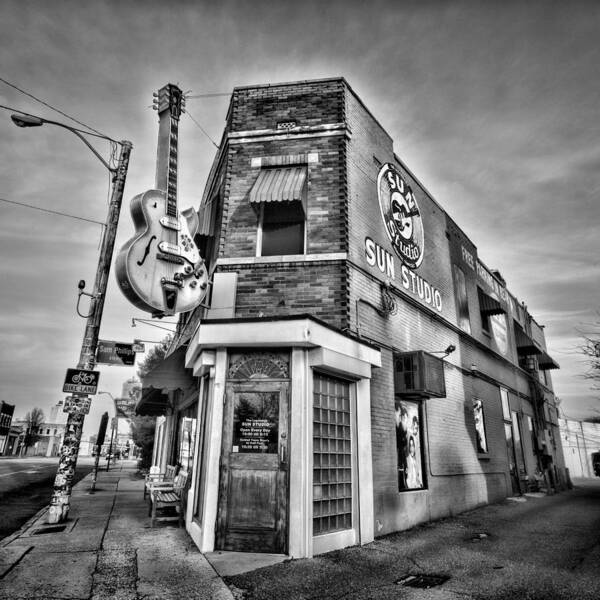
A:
47 140 132 523
11 112 132 523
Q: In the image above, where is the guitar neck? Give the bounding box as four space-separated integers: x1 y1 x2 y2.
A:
154 84 183 217
166 117 178 217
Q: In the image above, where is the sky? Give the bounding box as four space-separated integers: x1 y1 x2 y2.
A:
1 0 599 439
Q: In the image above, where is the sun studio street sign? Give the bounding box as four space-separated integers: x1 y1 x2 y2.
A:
96 340 138 366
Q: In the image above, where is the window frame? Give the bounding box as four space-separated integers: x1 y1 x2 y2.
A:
256 202 306 258
453 264 471 333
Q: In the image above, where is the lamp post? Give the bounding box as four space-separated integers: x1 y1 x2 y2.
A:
12 112 132 523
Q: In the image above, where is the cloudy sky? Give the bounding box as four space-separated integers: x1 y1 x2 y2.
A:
1 0 599 438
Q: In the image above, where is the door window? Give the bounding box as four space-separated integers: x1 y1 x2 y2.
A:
232 392 279 453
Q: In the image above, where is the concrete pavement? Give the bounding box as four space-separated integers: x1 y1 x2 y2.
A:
226 479 600 600
0 460 233 600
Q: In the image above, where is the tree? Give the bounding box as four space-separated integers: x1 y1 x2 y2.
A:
129 336 172 469
22 407 45 453
130 416 156 469
579 329 600 423
137 335 172 379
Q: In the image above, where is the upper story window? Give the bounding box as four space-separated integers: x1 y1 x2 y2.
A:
249 166 307 257
453 265 471 333
478 287 505 336
259 203 305 256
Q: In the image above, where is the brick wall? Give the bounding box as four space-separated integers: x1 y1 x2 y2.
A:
220 136 347 258
216 260 347 328
344 86 455 323
228 79 346 132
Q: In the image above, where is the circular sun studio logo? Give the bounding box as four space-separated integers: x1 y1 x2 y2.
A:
377 163 424 269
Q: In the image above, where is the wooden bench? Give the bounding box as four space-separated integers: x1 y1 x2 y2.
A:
144 464 178 500
149 470 190 527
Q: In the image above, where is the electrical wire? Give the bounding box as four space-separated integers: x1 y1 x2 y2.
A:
0 196 105 226
185 92 230 98
0 77 112 139
185 109 219 149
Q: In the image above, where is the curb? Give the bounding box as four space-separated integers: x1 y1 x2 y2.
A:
0 505 49 548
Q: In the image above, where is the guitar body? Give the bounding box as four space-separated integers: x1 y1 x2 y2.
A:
115 188 208 316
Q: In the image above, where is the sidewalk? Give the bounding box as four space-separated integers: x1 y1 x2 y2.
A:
0 460 233 600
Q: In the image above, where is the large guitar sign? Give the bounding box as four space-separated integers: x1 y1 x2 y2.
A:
116 84 208 316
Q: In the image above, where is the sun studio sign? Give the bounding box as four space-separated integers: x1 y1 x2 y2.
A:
365 163 443 312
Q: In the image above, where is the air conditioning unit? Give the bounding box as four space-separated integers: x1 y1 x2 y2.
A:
393 351 447 398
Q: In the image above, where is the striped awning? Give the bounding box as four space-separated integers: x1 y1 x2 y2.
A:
514 325 543 356
538 351 560 370
249 166 307 211
477 287 506 316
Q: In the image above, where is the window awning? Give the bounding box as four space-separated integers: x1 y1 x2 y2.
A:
478 287 506 316
197 199 216 236
136 388 170 417
514 325 543 356
136 346 195 416
538 351 560 370
249 166 307 212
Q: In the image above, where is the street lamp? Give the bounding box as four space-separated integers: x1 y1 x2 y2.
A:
12 111 132 523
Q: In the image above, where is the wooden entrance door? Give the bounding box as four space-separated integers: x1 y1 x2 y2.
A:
216 381 288 553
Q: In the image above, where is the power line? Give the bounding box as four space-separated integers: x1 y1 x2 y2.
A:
0 197 105 227
186 92 230 98
185 109 219 149
0 76 110 139
0 103 118 144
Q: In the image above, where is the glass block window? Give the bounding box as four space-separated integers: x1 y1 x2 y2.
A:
313 373 352 536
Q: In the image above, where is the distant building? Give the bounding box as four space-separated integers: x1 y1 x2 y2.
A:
0 401 15 455
559 418 600 478
13 402 67 457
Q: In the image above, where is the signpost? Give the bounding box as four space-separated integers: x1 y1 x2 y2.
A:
62 369 100 395
96 340 137 366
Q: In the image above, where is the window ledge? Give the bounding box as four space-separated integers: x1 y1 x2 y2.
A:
216 253 347 266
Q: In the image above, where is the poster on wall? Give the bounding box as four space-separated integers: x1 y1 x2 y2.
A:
473 399 488 454
232 392 279 453
395 399 425 491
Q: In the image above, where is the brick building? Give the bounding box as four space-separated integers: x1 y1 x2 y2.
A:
0 401 15 455
138 78 564 558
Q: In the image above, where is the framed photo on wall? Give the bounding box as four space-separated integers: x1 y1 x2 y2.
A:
473 398 489 454
395 399 425 491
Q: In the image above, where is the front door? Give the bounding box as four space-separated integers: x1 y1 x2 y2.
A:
216 381 288 553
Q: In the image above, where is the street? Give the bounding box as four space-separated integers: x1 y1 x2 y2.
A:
0 456 94 541
227 478 600 600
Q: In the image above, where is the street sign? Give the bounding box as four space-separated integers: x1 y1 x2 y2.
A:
63 369 100 394
132 341 145 353
96 340 136 366
63 395 92 415
115 397 137 419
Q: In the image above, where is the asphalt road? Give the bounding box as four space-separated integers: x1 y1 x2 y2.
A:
228 478 600 600
0 456 95 541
